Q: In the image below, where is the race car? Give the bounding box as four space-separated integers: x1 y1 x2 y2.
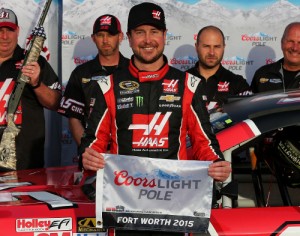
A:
0 89 299 235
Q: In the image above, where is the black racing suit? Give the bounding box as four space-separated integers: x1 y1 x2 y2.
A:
79 56 224 236
251 58 300 93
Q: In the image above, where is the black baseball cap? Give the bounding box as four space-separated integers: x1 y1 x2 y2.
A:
127 2 166 32
93 14 122 35
0 8 18 30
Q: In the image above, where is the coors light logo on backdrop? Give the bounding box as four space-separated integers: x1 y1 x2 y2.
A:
62 31 85 46
62 30 91 65
165 32 182 46
170 56 198 71
73 55 95 66
241 32 277 47
222 56 254 71
266 58 276 65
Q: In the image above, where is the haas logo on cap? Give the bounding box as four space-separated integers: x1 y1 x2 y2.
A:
152 10 161 20
100 16 112 26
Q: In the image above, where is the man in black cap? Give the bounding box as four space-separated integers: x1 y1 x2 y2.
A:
58 14 129 146
80 3 231 235
0 8 61 170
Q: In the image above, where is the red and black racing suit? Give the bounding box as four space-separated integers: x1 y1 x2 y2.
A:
79 56 223 163
79 56 224 236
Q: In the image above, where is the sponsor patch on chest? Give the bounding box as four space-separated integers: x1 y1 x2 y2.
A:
128 112 171 149
217 81 230 92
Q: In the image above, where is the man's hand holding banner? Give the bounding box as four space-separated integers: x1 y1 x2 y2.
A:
96 154 213 233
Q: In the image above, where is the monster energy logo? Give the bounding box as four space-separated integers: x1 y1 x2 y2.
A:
136 96 144 107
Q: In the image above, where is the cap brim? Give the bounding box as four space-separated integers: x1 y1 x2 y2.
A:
128 21 166 31
93 29 120 35
0 22 18 30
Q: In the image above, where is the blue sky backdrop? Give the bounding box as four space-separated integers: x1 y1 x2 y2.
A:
179 0 300 9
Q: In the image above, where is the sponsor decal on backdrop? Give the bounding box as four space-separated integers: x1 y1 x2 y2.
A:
165 32 182 46
265 58 276 65
62 31 85 46
96 154 213 233
170 56 198 71
74 55 96 66
241 32 277 46
222 56 254 71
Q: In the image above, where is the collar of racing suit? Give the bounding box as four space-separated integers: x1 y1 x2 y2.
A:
128 55 169 82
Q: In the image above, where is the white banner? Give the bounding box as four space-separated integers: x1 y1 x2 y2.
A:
96 154 213 233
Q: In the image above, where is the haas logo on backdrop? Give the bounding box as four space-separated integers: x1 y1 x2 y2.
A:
128 112 171 148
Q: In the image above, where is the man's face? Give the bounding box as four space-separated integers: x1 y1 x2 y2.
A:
127 25 166 65
92 31 123 57
0 26 19 59
195 29 225 69
281 24 300 69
